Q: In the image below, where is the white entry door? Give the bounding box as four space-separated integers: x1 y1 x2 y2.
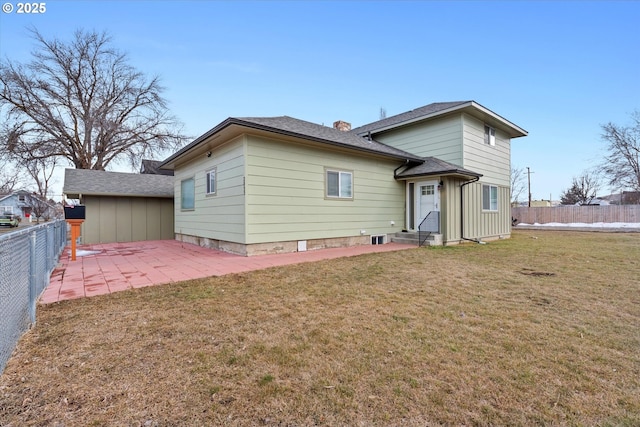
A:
417 182 439 221
407 180 440 231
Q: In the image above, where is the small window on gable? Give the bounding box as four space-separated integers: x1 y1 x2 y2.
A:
484 125 496 146
326 169 353 199
181 177 195 210
18 194 26 202
482 184 498 211
206 168 216 195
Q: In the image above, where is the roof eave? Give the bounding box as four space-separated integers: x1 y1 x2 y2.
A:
396 169 483 180
355 101 472 136
161 118 423 168
63 191 173 199
159 118 237 169
468 101 528 138
238 121 423 161
356 101 528 139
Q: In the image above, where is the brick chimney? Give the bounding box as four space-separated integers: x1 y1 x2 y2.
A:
333 120 351 132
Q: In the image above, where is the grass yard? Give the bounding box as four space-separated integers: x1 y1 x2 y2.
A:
1 230 639 426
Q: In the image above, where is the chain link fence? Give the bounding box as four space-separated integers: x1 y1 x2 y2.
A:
0 220 67 374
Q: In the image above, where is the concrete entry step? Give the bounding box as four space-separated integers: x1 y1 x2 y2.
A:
391 232 442 246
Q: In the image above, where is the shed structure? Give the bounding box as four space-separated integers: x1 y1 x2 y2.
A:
63 169 174 244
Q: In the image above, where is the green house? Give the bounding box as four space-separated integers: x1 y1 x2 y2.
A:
160 101 527 255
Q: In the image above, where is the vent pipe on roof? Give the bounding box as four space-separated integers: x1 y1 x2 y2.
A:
333 120 351 132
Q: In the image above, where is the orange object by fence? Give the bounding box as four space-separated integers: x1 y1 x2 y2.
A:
66 219 84 261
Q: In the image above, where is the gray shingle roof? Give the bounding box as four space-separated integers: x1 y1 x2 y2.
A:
160 116 424 168
160 101 523 180
140 159 174 176
235 116 423 160
352 101 470 135
396 157 482 179
63 169 174 198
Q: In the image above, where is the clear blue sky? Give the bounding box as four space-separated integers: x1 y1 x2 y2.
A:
1 1 638 201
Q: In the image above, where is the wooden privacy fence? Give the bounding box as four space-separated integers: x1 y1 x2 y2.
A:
512 205 640 224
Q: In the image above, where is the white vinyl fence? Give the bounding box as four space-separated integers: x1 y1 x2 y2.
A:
0 220 67 374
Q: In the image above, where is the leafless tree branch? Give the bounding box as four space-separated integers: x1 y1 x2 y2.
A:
599 110 640 192
560 171 602 205
0 28 188 171
24 192 53 222
22 153 59 198
511 166 526 204
0 154 24 192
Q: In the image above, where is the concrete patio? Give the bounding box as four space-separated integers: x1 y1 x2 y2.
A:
41 240 416 304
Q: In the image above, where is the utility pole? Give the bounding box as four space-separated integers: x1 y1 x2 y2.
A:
527 167 533 207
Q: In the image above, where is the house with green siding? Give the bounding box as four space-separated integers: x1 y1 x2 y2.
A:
159 101 527 256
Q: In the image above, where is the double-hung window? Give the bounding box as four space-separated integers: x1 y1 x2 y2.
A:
482 184 498 211
484 125 496 146
206 168 216 195
326 169 353 199
181 177 195 210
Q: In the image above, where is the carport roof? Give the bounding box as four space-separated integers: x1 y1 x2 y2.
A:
63 169 174 199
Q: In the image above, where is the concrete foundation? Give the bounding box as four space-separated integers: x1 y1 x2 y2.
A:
175 233 375 256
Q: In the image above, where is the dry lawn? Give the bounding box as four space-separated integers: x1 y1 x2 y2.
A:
1 230 639 426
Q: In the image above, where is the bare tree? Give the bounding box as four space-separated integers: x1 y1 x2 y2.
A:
22 153 59 198
0 154 23 192
24 192 52 223
560 171 602 205
0 28 187 171
510 166 526 204
600 110 640 192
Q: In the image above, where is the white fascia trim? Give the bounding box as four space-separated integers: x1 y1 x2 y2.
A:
469 102 528 138
362 101 528 138
357 102 475 135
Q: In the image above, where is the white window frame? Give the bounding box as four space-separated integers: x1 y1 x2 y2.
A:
0 206 12 214
181 177 195 210
326 169 353 199
421 185 435 196
484 125 496 146
482 184 499 211
206 168 216 195
371 234 386 245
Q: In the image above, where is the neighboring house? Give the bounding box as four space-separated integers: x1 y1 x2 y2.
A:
530 200 552 208
0 190 57 221
579 198 610 206
159 100 527 256
63 169 174 244
602 191 640 205
0 191 29 217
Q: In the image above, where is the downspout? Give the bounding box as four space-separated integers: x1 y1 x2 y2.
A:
394 160 411 232
459 177 486 244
